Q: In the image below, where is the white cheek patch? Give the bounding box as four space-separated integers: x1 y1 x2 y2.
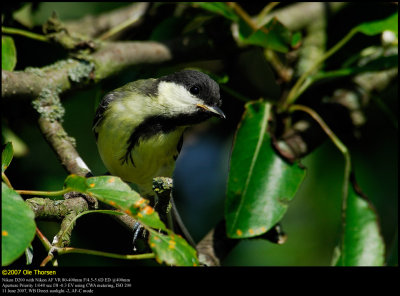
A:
157 81 200 115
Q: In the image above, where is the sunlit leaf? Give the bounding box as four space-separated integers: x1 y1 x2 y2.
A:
225 101 306 238
64 175 166 231
356 12 398 36
238 17 292 53
2 183 36 266
2 142 13 173
314 55 398 80
2 36 17 71
148 229 199 266
192 2 238 21
333 180 385 266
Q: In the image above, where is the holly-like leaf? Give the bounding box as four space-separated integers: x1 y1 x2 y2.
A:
333 180 385 266
2 183 36 266
148 230 199 266
2 36 17 71
2 142 13 173
225 101 306 238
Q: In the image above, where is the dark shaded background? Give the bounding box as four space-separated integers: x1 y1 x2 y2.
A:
2 2 397 266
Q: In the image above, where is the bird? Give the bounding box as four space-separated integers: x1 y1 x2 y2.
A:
92 69 225 246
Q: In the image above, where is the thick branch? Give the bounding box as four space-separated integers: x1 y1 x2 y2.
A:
1 41 172 99
92 41 172 81
26 195 89 248
38 117 91 177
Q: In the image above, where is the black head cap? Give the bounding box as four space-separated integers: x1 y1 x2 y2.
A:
159 70 221 107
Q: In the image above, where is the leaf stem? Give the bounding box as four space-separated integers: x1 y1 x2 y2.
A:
284 28 358 109
256 2 280 27
59 247 155 260
227 2 258 30
16 188 70 197
288 104 352 208
2 26 49 43
2 172 13 189
36 227 52 252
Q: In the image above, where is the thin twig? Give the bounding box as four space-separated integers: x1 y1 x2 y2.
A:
288 104 352 215
36 227 52 251
256 2 280 27
2 26 49 43
285 28 358 108
59 247 155 260
2 172 13 189
16 188 70 197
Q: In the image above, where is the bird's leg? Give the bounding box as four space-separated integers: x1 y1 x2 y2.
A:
132 222 145 251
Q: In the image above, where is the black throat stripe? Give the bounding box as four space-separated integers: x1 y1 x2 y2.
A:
120 112 211 166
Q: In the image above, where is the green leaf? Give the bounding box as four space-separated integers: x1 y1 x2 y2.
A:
64 174 89 192
148 230 199 266
2 183 36 266
64 175 166 231
314 55 398 80
291 31 302 48
2 142 13 173
356 12 398 36
12 3 35 29
238 17 292 53
192 2 238 21
333 182 385 266
225 101 306 238
2 36 17 71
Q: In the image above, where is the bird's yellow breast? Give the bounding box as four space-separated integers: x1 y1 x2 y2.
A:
96 102 185 195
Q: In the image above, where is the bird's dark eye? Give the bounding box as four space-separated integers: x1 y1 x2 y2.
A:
190 85 200 95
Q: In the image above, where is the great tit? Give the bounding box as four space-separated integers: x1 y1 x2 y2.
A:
93 70 225 241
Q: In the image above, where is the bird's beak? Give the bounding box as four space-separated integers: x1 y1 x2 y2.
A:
197 104 226 119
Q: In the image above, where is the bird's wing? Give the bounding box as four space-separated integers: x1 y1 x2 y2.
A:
92 79 158 139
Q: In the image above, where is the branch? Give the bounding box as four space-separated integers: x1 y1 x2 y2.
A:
26 195 89 248
38 117 91 176
91 41 172 81
64 2 150 39
257 2 347 32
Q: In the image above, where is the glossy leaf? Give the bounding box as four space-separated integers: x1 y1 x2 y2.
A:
225 101 306 238
64 175 166 231
356 12 398 36
2 142 13 173
192 2 238 21
314 55 398 80
2 183 36 266
291 31 302 48
148 230 199 266
2 36 17 71
64 174 89 192
238 17 292 53
333 182 385 266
